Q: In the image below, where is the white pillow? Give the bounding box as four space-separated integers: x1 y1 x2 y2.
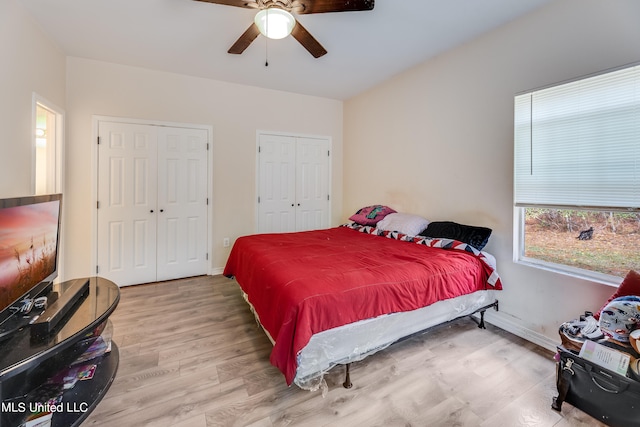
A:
376 213 430 236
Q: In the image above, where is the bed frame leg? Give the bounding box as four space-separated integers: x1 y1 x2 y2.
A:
470 299 499 329
477 310 486 329
343 363 353 389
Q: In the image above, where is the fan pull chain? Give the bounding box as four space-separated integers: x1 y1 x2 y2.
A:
265 8 269 67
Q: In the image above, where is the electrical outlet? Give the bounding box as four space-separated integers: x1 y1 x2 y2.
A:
223 237 230 247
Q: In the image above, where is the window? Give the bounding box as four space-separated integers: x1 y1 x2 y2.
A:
32 94 64 195
514 64 640 281
34 103 57 195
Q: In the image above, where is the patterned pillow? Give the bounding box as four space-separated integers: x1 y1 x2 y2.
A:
376 213 430 236
419 221 492 251
349 205 396 226
599 296 640 342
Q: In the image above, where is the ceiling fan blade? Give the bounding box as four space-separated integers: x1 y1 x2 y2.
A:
192 0 258 9
228 23 261 54
291 20 327 58
292 0 374 14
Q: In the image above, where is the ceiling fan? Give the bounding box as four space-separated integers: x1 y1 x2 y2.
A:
193 0 375 58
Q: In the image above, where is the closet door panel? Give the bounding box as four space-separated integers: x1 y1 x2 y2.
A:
97 122 158 286
156 127 209 281
295 137 329 232
258 134 296 233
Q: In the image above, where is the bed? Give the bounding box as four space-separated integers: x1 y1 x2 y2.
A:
223 222 502 391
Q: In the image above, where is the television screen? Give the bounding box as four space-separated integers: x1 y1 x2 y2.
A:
0 194 61 317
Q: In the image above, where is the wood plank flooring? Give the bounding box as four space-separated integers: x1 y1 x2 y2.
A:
83 275 606 427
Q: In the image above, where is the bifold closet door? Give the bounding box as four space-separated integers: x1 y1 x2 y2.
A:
295 137 329 231
258 134 297 233
156 127 208 282
97 122 208 286
97 122 159 286
257 133 329 234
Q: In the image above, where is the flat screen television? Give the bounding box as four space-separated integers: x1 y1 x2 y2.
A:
0 194 62 339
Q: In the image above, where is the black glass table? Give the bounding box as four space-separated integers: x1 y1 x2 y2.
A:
0 277 120 427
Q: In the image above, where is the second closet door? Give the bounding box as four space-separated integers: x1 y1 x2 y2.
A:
257 133 330 234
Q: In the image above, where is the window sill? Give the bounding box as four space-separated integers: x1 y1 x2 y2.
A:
516 257 622 289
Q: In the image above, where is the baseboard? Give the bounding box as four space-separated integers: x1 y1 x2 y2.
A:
210 267 224 276
482 310 559 353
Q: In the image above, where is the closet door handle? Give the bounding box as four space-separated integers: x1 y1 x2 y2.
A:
150 210 154 213
160 209 164 213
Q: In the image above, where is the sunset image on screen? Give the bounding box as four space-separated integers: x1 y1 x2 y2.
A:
0 200 59 309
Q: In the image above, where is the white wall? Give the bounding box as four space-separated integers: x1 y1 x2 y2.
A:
343 0 640 349
0 0 66 197
64 58 343 279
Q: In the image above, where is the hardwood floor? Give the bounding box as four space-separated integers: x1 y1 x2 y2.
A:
83 275 606 427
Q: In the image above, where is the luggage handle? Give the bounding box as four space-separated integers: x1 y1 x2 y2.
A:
585 365 629 394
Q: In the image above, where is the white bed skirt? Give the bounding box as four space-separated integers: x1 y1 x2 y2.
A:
241 286 497 391
293 289 496 390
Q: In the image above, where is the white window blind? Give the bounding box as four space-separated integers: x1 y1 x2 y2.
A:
514 65 640 210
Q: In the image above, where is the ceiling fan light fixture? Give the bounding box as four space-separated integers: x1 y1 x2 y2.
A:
254 8 295 40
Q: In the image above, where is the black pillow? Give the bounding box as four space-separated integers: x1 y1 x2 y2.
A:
419 221 492 251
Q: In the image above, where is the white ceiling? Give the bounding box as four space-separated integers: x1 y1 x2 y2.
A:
21 0 553 100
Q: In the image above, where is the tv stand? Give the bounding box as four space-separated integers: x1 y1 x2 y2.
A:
0 313 31 343
31 278 90 338
0 283 54 343
0 277 120 427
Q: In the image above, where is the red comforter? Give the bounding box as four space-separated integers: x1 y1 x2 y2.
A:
223 226 501 385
